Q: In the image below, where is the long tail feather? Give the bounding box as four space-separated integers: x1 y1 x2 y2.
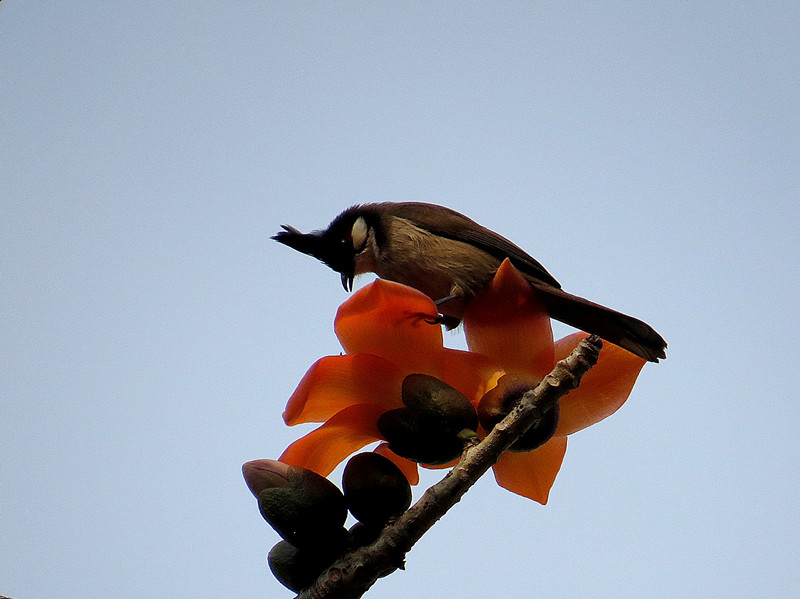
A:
529 282 667 362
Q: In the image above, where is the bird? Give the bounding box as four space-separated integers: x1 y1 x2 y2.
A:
272 202 666 362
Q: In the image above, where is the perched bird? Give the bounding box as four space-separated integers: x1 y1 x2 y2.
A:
273 202 666 362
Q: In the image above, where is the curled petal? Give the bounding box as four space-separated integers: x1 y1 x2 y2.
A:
279 404 386 477
335 280 443 374
463 260 554 378
554 332 646 436
373 442 420 485
491 436 567 504
283 355 405 425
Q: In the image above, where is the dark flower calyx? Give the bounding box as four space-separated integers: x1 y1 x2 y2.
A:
268 539 343 592
343 452 412 526
377 374 478 465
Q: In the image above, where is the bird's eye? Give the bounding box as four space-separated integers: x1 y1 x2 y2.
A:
350 217 368 252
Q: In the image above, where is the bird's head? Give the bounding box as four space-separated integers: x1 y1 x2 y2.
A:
272 206 379 292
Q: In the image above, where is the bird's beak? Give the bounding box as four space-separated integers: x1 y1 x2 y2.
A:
341 271 354 292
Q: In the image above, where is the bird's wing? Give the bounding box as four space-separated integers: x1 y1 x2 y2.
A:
386 202 562 288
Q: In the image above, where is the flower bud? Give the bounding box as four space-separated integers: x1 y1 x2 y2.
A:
377 374 478 465
477 374 559 452
242 459 292 497
268 539 341 593
342 452 412 526
243 459 347 548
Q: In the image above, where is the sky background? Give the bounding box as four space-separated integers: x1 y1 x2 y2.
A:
2 2 799 598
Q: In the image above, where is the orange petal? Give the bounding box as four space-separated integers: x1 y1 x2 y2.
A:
440 347 504 405
463 260 554 378
491 437 567 504
553 332 646 436
279 404 386 477
283 354 405 425
335 280 444 374
373 442 420 485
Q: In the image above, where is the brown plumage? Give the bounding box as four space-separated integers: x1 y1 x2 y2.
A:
273 202 667 362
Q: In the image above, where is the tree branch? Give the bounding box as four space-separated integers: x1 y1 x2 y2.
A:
296 335 604 599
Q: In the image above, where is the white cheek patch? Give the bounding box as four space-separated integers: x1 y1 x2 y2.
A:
351 217 368 252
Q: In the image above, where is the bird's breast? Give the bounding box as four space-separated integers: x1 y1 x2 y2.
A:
374 218 500 318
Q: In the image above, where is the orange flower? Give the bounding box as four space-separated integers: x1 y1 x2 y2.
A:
279 260 645 504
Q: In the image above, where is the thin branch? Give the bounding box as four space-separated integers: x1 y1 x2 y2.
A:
296 335 604 599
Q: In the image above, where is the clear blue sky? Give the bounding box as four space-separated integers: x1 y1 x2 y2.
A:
2 3 798 598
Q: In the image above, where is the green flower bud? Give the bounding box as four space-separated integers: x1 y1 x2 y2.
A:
243 459 347 548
